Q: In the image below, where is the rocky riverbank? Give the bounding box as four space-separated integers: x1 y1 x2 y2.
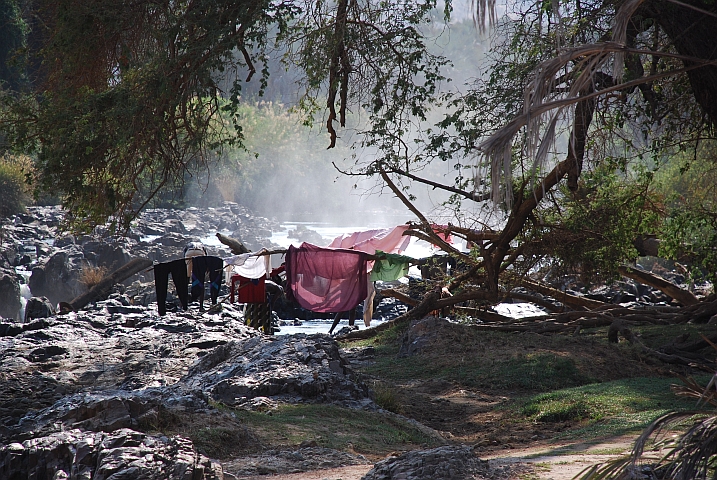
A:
0 204 533 479
0 203 285 320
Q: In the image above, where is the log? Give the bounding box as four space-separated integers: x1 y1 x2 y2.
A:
618 265 699 306
337 289 442 340
379 288 419 306
521 278 606 310
216 232 251 255
69 257 153 311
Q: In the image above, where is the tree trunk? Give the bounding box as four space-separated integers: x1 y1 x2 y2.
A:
69 257 153 311
216 233 250 255
520 277 606 310
618 265 699 306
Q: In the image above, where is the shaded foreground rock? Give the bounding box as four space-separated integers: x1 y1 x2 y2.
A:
1 304 374 439
223 447 370 477
361 445 526 480
0 428 222 480
185 334 370 407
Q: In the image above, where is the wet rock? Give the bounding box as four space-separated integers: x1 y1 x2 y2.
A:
28 345 68 362
0 269 21 321
361 445 519 480
0 428 223 480
24 296 56 322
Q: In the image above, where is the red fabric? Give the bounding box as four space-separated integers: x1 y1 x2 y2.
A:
286 243 368 313
232 275 266 304
431 224 454 243
270 265 285 277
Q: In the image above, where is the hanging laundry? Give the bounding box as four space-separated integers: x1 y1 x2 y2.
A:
184 241 208 278
363 280 375 327
191 256 223 309
430 224 454 243
285 243 368 313
232 275 266 304
370 250 413 281
224 253 270 279
153 259 189 316
328 225 411 254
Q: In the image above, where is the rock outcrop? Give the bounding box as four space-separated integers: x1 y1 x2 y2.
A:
0 428 223 480
361 445 521 480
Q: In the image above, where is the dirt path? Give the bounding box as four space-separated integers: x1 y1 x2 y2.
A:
230 436 636 480
484 436 635 480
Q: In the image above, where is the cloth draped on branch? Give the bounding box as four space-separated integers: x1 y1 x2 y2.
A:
285 243 368 313
224 253 270 280
370 251 412 281
328 225 412 325
328 225 411 254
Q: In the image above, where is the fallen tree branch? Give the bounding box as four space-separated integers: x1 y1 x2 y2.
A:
337 289 442 340
520 277 606 310
69 257 153 311
618 265 699 306
216 233 251 255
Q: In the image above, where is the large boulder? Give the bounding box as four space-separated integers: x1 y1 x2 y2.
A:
361 445 518 480
0 270 21 321
183 334 370 406
0 428 223 480
29 250 85 306
81 240 131 271
24 297 55 322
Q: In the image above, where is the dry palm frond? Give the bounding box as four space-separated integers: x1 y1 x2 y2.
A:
612 0 647 82
470 0 497 35
477 39 717 208
477 0 717 209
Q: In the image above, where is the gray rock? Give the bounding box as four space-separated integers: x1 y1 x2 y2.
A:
361 445 515 480
29 250 85 306
184 334 369 406
24 296 56 322
0 269 21 321
0 428 223 480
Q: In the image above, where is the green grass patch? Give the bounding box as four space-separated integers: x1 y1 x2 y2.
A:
190 426 256 458
518 375 710 439
631 324 717 349
232 403 442 455
361 350 593 392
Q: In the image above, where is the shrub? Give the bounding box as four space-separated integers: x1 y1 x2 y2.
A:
0 154 33 218
79 265 107 289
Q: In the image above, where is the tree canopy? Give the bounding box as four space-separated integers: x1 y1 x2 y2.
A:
1 0 716 286
0 0 448 230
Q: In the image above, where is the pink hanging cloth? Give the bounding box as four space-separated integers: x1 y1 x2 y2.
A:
327 225 411 254
327 225 411 326
430 224 454 244
286 243 368 313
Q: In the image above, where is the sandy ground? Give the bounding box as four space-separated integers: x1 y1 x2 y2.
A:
230 436 637 480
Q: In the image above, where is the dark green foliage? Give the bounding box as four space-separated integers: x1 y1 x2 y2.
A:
540 166 663 281
0 0 448 232
0 154 31 217
0 0 26 93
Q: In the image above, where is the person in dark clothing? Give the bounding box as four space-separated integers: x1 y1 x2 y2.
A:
190 255 224 310
154 259 189 315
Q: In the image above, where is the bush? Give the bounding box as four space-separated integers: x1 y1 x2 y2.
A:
79 265 108 289
0 155 32 218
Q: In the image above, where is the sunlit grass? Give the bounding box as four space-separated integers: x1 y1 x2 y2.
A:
231 403 442 456
517 376 710 439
